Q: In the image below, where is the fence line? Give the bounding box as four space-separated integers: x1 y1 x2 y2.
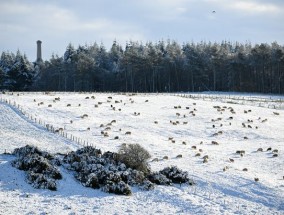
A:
174 93 284 110
0 97 92 148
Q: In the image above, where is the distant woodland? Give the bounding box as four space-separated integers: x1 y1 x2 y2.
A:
1 40 284 94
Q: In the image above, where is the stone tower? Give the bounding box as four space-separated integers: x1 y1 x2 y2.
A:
36 40 42 62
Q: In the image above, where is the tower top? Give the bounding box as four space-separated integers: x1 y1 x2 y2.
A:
36 40 42 63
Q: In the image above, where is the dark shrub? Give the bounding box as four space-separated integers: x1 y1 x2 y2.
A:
160 166 189 183
12 145 62 191
101 181 132 195
148 172 172 185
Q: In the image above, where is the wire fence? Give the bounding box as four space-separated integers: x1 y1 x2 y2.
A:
174 93 284 110
0 96 92 148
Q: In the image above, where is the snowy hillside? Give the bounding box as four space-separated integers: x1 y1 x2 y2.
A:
0 92 283 214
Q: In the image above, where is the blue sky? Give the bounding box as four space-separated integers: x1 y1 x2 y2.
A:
1 0 284 61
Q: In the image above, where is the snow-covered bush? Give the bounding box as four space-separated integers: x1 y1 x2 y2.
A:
62 146 193 195
101 181 132 195
159 166 190 184
116 144 151 173
12 145 193 195
148 172 173 185
12 145 62 191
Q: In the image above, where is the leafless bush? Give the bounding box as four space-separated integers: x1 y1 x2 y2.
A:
116 144 151 173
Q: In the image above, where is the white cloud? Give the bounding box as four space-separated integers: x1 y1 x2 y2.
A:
202 0 282 14
231 1 280 13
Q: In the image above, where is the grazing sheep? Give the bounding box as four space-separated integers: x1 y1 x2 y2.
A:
195 153 201 157
183 121 188 125
48 104 52 107
191 146 197 149
254 178 259 182
267 147 272 151
67 104 71 107
171 140 175 143
182 141 186 145
261 119 268 123
212 141 219 145
229 158 234 163
200 141 203 145
108 96 112 99
81 114 88 118
199 149 203 152
94 104 98 108
242 168 248 171
100 124 104 127
272 149 278 153
145 100 149 102
272 154 278 157
236 150 245 154
87 127 90 131
91 96 95 99
223 166 229 171
111 120 116 123
114 136 119 140
248 125 252 128
70 120 73 124
154 121 158 124
203 158 208 163
163 156 169 160
168 137 174 141
152 158 159 162
257 148 263 152
186 107 190 109
243 136 248 140
244 110 248 114
125 131 131 135
85 97 89 99
105 127 111 131
203 155 209 160
273 112 280 115
176 154 183 158
176 113 181 117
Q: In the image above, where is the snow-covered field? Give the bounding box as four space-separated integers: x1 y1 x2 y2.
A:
0 92 283 215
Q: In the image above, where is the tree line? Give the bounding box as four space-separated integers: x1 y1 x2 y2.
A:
1 40 284 94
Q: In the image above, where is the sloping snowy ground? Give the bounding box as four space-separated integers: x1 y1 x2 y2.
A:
0 92 283 215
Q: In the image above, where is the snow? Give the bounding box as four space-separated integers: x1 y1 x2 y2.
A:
0 92 284 214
